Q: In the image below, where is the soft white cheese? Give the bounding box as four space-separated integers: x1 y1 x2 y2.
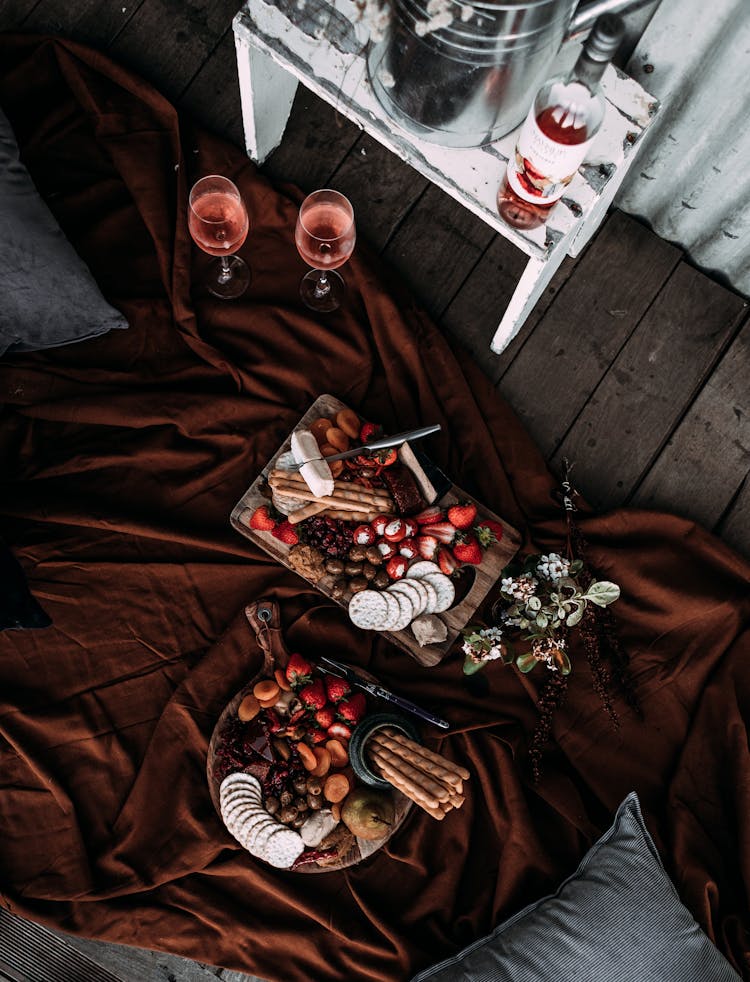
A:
300 458 334 498
291 428 321 465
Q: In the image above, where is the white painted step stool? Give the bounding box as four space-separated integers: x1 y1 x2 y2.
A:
233 0 657 353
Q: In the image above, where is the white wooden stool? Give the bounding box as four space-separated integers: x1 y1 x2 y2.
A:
233 0 657 353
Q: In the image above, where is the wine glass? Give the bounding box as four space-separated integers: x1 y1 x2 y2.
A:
188 175 250 299
295 189 356 312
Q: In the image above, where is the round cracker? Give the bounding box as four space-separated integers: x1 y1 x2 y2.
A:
420 572 455 613
378 590 404 632
264 827 305 869
348 589 389 630
386 587 414 631
220 787 263 809
418 577 439 614
405 560 441 579
220 773 262 796
391 577 429 616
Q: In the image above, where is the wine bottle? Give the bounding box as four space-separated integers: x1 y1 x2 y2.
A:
497 14 625 231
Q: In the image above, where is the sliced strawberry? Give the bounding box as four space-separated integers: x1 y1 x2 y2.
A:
399 540 419 560
452 534 482 565
474 519 504 548
285 652 313 688
324 675 351 703
327 721 353 742
353 524 376 546
314 706 336 730
383 518 407 542
271 520 299 545
359 422 380 444
414 505 445 525
386 555 408 580
337 692 366 725
416 535 439 560
403 517 418 538
370 515 391 537
299 678 327 710
248 505 277 531
424 521 457 545
309 728 329 745
438 547 459 576
376 538 397 560
447 502 477 530
288 707 309 726
265 708 284 733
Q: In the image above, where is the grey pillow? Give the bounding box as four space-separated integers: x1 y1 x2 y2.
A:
411 792 740 982
0 107 128 355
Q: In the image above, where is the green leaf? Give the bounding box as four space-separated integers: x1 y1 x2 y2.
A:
527 596 541 612
569 560 584 575
516 651 538 673
462 655 486 676
535 612 548 629
566 606 584 627
559 651 572 675
583 580 621 607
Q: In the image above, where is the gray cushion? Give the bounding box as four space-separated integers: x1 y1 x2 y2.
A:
0 107 128 355
411 792 740 981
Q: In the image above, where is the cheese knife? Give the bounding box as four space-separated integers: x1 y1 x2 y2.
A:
286 423 441 469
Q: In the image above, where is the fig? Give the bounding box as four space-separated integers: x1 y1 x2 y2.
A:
340 789 395 841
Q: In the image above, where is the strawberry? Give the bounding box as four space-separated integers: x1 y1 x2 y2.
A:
359 421 381 443
414 505 445 525
324 675 351 703
314 706 336 730
271 520 299 545
474 519 504 548
424 521 457 545
386 555 408 580
248 505 276 531
327 721 353 742
370 515 391 537
353 524 376 546
285 652 313 688
416 535 439 560
384 518 407 542
399 540 419 560
403 517 418 538
452 534 482 565
337 692 366 725
447 502 477 530
438 547 459 576
299 678 327 710
264 708 284 733
309 728 329 745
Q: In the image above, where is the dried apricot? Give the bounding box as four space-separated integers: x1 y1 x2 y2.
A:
238 694 260 722
253 679 280 702
309 746 332 778
325 427 349 453
336 409 360 440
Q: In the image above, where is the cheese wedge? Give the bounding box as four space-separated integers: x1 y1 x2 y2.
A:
300 458 334 498
291 428 321 465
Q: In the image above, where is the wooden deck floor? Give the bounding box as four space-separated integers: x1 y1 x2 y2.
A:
1 0 748 979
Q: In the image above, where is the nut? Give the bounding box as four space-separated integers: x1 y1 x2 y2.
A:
307 793 323 810
279 806 298 824
373 569 390 589
279 791 293 807
348 545 367 562
331 577 347 599
349 576 368 593
325 558 345 575
362 562 377 581
265 796 280 815
365 546 383 565
344 561 363 577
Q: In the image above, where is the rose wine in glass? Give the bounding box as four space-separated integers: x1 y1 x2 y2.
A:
295 189 356 312
188 175 250 299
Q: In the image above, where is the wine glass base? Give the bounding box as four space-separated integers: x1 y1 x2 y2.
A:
299 269 345 312
206 255 250 299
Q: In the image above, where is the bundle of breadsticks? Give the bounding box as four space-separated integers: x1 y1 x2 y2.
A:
268 468 394 524
366 727 470 821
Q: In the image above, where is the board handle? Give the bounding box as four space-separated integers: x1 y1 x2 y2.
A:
244 599 292 675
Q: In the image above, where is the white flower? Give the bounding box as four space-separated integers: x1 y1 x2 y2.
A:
536 553 570 582
502 573 538 601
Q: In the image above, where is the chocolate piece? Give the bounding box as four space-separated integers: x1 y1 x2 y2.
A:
380 463 424 516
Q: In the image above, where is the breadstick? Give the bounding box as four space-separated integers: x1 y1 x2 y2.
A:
270 477 391 506
272 486 392 512
376 731 470 787
286 501 330 524
323 509 379 522
380 729 471 781
270 470 390 502
371 758 446 820
368 744 450 803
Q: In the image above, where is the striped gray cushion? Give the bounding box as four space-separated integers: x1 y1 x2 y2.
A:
411 793 740 982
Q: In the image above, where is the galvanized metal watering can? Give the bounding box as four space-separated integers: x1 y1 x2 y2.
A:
367 0 643 147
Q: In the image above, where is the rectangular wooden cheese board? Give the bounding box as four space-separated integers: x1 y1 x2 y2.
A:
230 395 520 666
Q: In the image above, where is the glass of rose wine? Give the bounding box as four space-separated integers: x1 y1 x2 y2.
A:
188 175 250 299
295 189 356 312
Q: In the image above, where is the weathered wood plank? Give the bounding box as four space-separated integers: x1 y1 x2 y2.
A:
498 210 681 459
718 473 750 560
382 183 495 320
550 263 747 509
329 132 429 253
179 28 244 150
107 0 239 102
631 313 750 526
19 0 145 46
52 933 227 982
0 0 43 31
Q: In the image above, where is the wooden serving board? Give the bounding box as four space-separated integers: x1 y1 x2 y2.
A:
230 395 520 666
207 601 412 873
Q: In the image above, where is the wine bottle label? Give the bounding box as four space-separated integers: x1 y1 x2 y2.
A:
506 108 595 204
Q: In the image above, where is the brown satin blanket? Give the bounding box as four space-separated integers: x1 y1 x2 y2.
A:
1 35 749 982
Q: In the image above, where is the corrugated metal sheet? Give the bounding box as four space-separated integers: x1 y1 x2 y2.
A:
616 0 750 295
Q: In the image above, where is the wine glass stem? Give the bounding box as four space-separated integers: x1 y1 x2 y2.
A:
314 270 330 299
218 256 232 285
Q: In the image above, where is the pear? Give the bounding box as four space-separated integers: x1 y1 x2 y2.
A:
341 788 395 840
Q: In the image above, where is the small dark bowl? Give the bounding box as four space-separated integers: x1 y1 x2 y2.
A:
349 713 422 789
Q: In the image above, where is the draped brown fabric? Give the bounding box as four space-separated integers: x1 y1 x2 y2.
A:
0 35 748 982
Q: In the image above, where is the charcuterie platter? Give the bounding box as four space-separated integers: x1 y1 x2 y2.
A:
230 395 520 666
